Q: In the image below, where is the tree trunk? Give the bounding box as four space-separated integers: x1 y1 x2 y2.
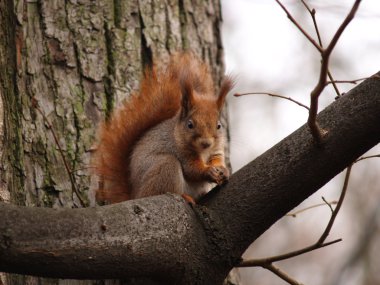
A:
0 0 228 284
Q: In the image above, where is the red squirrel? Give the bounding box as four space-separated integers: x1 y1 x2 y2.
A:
94 52 233 203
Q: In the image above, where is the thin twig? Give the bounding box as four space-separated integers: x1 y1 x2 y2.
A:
355 154 380 163
234 92 309 111
286 200 337 217
238 165 352 268
327 71 341 97
238 238 341 267
307 0 361 144
324 1 362 61
318 165 352 244
326 77 368 86
322 197 334 213
277 0 362 143
32 98 85 207
300 0 341 97
300 1 320 41
275 0 322 52
263 264 303 285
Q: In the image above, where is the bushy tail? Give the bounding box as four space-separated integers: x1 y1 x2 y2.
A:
93 52 213 203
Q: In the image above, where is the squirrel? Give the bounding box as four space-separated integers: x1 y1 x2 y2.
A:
94 52 233 204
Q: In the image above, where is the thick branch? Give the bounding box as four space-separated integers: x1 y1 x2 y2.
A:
0 195 215 284
1 74 380 284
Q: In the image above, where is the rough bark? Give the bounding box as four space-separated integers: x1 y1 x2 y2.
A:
0 0 18 204
0 0 227 284
1 74 380 284
0 0 226 208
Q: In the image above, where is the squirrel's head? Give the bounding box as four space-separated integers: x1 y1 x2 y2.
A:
175 75 234 154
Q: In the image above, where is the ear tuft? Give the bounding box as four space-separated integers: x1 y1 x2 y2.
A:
180 71 195 118
217 75 235 110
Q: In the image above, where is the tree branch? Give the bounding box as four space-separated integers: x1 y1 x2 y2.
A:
263 264 302 285
276 0 362 143
238 239 341 268
318 165 352 244
275 0 322 52
300 0 341 97
286 199 337 217
234 92 309 111
325 77 368 87
307 0 362 143
0 195 211 284
1 74 380 284
237 165 351 268
355 154 380 163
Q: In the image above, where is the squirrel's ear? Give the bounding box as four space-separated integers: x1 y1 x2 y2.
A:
180 74 195 118
217 76 234 110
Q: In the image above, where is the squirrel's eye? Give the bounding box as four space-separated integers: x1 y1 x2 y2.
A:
187 119 194 129
217 121 222 130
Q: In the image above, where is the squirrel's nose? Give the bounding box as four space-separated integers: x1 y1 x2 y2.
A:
200 139 212 149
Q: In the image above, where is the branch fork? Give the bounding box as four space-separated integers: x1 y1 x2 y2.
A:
276 0 362 144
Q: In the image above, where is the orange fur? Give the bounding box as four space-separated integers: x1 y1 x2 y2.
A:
94 52 216 203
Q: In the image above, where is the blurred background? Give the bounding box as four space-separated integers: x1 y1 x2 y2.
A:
221 0 380 284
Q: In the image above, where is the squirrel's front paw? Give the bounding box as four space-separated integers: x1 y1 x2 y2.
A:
207 166 230 185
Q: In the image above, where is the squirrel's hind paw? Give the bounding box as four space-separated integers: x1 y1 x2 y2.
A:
181 193 196 205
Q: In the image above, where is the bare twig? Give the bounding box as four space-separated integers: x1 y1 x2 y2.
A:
300 1 321 42
276 0 362 143
32 98 85 207
318 164 352 244
355 154 380 163
322 197 334 213
286 200 337 217
238 238 341 267
300 0 341 97
326 77 368 86
307 0 362 143
234 92 309 111
275 0 322 52
238 165 352 274
327 71 341 97
263 264 303 285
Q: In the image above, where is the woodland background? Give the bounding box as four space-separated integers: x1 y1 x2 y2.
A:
222 1 380 284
